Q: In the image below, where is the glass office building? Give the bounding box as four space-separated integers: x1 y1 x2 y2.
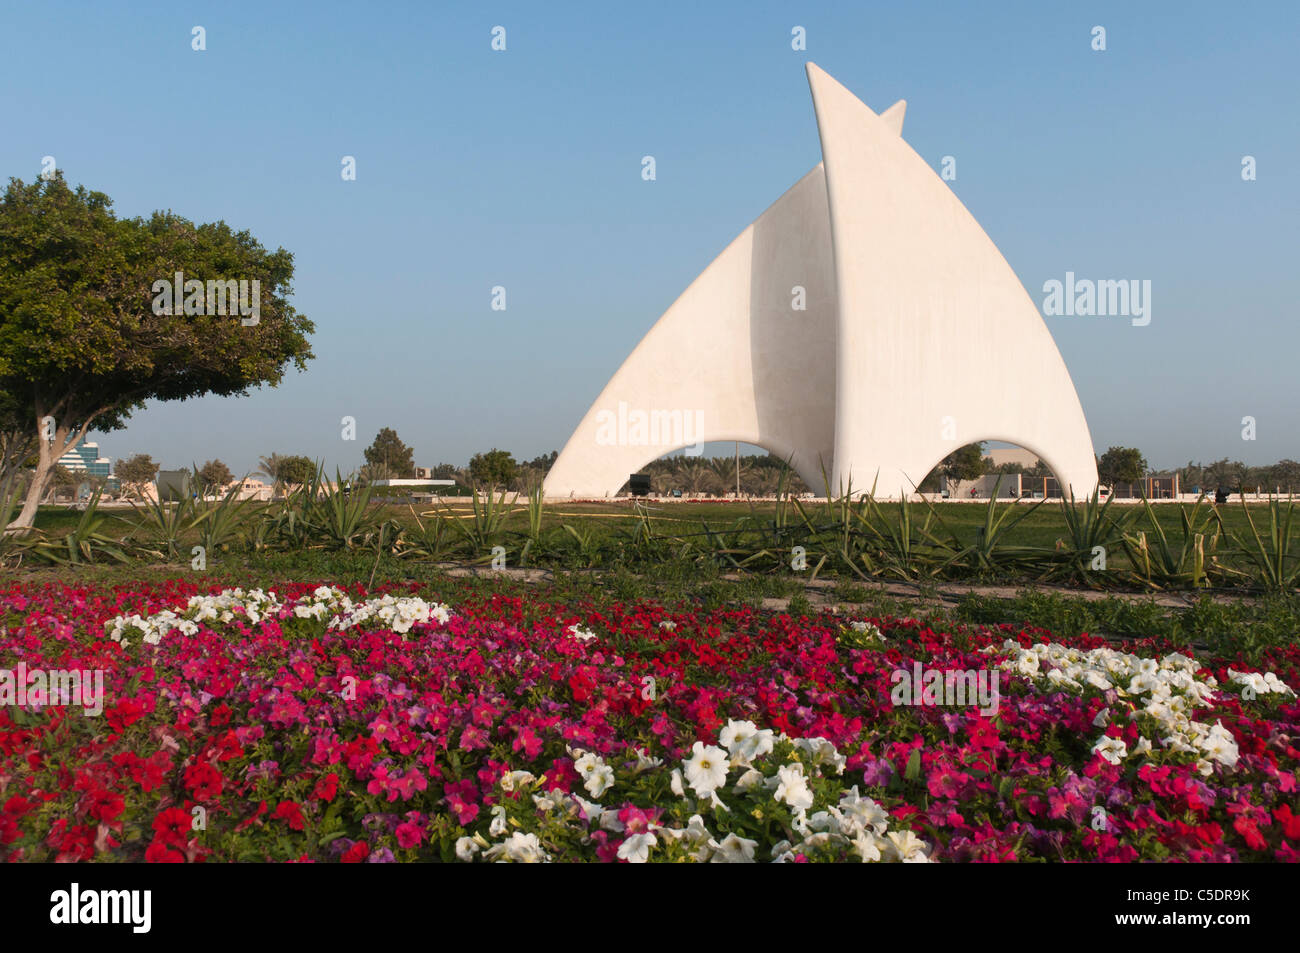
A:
58 439 112 477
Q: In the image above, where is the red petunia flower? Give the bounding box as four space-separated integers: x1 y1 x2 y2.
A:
183 762 224 802
86 791 125 823
145 840 186 863
273 800 305 831
1273 805 1300 840
341 840 370 863
313 773 340 802
152 807 192 846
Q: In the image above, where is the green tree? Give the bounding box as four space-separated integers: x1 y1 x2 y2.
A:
363 427 415 479
1267 459 1300 493
674 457 719 495
47 464 76 501
197 459 234 493
940 442 987 492
1097 446 1149 486
356 462 394 486
511 466 546 494
468 448 517 490
115 453 159 499
0 172 314 529
1263 460 1300 494
277 455 317 488
524 450 558 473
0 388 36 498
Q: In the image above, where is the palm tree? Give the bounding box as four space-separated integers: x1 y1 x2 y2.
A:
256 453 283 482
676 458 718 495
705 454 753 497
651 470 675 495
750 468 782 498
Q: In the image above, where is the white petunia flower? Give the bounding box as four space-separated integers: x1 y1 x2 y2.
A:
500 770 536 793
617 832 657 863
719 719 775 765
669 768 686 798
683 742 730 797
884 830 932 863
583 764 615 799
708 833 757 863
455 836 480 861
1092 736 1128 765
851 830 885 862
774 763 815 812
484 831 550 863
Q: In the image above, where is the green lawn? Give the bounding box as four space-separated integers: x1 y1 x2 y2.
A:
25 496 1277 553
17 493 1296 594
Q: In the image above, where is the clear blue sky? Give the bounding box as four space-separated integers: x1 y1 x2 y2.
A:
2 0 1297 476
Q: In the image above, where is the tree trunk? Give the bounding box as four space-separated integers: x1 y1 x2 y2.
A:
6 419 74 532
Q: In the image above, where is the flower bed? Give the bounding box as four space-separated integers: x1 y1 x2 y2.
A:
1 581 1297 862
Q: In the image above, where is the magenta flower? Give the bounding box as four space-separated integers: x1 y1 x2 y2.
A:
395 821 424 849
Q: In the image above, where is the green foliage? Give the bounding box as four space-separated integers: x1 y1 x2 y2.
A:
14 484 1300 601
444 487 515 558
468 448 517 490
276 455 317 488
0 171 314 526
194 483 261 557
1052 487 1136 586
24 491 129 565
1232 498 1300 591
363 427 415 479
115 453 159 493
1097 446 1149 486
197 459 234 492
1121 496 1225 590
941 443 987 485
129 492 203 560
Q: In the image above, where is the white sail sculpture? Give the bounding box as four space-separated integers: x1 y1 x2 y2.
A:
544 64 1098 499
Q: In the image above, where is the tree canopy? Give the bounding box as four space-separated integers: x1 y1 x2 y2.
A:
114 453 159 498
468 448 517 490
277 455 317 487
197 459 234 491
0 172 313 527
363 427 415 479
940 443 987 488
1097 446 1148 486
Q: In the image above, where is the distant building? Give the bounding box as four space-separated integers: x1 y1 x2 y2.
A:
371 479 456 488
59 439 112 477
985 447 1040 470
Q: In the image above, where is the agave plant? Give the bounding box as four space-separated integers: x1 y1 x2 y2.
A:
928 477 1049 577
526 482 546 543
28 490 129 565
1050 487 1137 586
397 505 455 560
309 469 394 549
1231 497 1300 591
1121 495 1226 590
130 491 203 561
444 486 516 555
193 481 262 556
850 493 955 580
0 476 23 556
